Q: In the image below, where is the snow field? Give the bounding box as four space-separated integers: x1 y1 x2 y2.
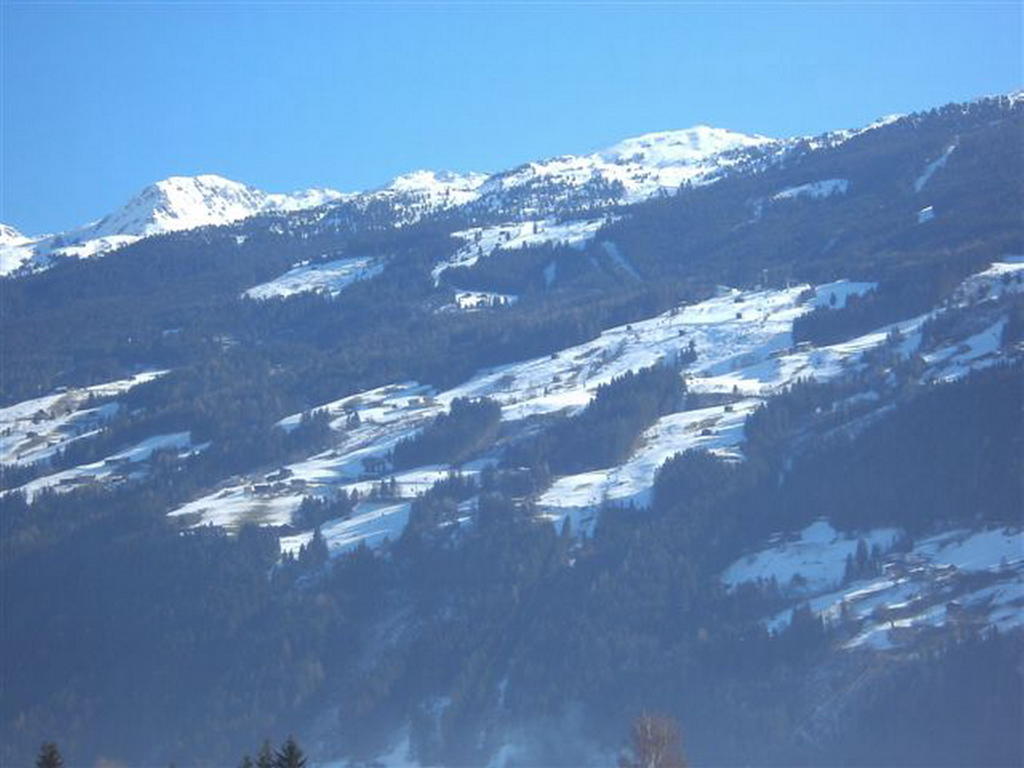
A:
170 262 1023 560
772 178 849 201
278 501 412 558
722 520 902 596
11 432 201 502
727 522 1023 651
243 256 383 300
0 370 168 467
432 218 608 283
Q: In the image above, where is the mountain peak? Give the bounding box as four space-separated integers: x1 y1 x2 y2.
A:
597 125 776 167
384 169 489 195
0 175 347 277
0 223 28 245
83 174 269 240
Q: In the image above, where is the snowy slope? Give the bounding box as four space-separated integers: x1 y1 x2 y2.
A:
772 178 849 201
11 432 203 502
432 218 610 282
727 522 1024 652
243 256 384 300
164 260 1023 547
2 175 347 275
472 125 779 216
0 224 35 275
0 370 168 467
3 103 954 278
165 282 848 537
0 223 28 244
0 370 215 502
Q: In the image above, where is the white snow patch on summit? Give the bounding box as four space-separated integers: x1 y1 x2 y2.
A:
2 175 347 276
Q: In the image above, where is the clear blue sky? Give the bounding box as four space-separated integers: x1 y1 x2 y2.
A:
2 1 1020 235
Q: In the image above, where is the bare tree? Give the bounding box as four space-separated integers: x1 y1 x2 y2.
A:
618 713 688 768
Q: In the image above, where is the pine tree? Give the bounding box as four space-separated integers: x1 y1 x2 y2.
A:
36 742 64 768
255 740 274 768
239 756 255 768
273 736 308 768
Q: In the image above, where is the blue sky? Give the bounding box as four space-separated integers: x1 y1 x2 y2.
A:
2 1 1020 235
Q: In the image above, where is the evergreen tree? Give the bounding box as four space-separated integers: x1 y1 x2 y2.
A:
255 740 275 768
35 742 64 768
273 736 307 768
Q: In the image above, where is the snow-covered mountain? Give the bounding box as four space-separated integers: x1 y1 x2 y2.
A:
0 124 787 276
0 175 348 275
490 124 775 199
0 223 28 244
466 124 781 217
83 175 277 240
0 110 937 277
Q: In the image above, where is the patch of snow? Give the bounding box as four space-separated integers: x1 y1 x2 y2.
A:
953 259 1024 304
772 178 849 201
543 260 558 287
444 290 518 311
433 217 607 283
722 520 901 596
279 501 412 557
925 319 1007 382
914 143 957 193
812 280 877 309
10 432 199 502
601 241 641 281
756 525 1023 650
243 257 383 300
0 223 28 245
914 528 1024 572
0 370 169 467
537 400 758 521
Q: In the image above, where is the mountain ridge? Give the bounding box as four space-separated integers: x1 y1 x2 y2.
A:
3 90 1019 279
0 122 843 276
